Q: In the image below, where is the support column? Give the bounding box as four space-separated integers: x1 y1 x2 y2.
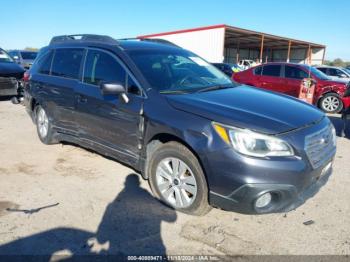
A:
236 39 240 64
307 45 312 65
259 34 265 63
287 40 292 63
322 47 326 65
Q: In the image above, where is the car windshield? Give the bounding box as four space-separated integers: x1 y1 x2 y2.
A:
128 49 235 93
302 66 329 80
343 68 350 75
0 49 14 63
21 51 37 60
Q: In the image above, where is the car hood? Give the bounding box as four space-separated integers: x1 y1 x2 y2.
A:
166 86 324 135
323 78 349 85
0 62 25 77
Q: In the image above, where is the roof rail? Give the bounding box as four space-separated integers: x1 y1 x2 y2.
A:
49 34 119 45
117 37 180 48
141 38 180 47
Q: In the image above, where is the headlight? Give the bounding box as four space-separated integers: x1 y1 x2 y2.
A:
213 122 294 157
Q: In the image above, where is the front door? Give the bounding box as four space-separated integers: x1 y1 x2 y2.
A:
283 65 310 97
74 49 143 164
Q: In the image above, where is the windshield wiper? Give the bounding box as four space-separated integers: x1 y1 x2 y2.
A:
196 85 234 93
159 90 190 94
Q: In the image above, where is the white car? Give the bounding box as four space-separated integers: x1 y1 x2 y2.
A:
238 60 257 70
315 66 350 82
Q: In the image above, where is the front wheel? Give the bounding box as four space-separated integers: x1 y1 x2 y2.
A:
147 142 211 216
319 93 343 113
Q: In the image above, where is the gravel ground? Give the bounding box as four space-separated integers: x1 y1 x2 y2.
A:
0 98 349 259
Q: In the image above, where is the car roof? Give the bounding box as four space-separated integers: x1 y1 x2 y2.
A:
8 50 38 52
118 40 183 52
254 62 305 67
315 65 344 69
46 40 185 56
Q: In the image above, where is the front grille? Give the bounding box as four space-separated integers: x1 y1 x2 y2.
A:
0 77 18 90
0 72 23 79
305 125 336 169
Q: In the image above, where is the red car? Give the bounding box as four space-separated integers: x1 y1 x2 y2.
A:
343 83 350 110
233 62 348 113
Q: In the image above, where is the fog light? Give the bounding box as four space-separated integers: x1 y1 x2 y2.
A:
255 192 272 208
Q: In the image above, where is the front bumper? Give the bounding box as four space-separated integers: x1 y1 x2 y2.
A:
0 77 19 96
204 117 336 214
209 159 333 214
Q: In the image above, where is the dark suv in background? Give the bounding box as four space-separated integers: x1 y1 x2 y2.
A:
8 50 38 69
25 35 336 215
0 48 25 97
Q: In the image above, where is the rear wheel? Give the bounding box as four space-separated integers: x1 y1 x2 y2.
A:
147 142 211 216
319 93 343 113
35 105 57 145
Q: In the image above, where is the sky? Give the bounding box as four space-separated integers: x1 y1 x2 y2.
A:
1 0 349 60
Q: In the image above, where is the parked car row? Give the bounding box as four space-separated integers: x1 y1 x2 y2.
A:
8 50 38 69
212 63 243 77
238 59 258 70
233 62 349 113
22 34 337 216
315 65 350 82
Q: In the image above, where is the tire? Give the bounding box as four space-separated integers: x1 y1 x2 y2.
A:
319 93 343 114
147 141 211 216
35 105 57 145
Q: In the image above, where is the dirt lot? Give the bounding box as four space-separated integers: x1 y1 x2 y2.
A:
0 98 350 259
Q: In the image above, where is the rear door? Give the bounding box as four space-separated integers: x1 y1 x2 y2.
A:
283 65 309 97
259 64 284 93
74 48 144 164
45 48 84 133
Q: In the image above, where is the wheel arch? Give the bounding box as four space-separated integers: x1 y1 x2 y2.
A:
317 91 344 113
143 132 208 182
317 91 343 106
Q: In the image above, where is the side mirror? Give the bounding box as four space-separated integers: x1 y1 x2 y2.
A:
13 55 19 60
100 82 129 103
339 73 348 78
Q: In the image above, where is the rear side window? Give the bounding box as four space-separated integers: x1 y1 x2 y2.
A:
51 49 84 79
317 67 328 74
37 51 54 75
83 50 126 86
254 66 262 75
285 66 309 79
262 65 281 77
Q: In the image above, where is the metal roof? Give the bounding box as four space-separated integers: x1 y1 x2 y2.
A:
138 24 325 49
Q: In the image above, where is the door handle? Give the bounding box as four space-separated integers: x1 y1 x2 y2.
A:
77 94 87 103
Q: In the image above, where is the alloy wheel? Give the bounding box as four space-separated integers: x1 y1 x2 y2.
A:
155 157 197 208
322 96 340 112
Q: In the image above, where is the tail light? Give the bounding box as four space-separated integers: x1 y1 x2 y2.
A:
23 71 30 82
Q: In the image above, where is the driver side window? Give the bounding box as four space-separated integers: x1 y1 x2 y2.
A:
84 50 126 86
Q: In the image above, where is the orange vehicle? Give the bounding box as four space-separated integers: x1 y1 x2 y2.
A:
298 78 316 104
